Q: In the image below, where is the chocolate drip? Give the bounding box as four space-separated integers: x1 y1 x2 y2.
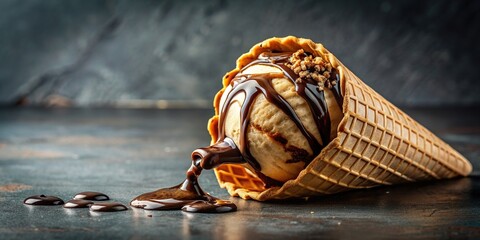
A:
130 138 238 213
23 195 64 206
331 72 343 109
192 137 243 169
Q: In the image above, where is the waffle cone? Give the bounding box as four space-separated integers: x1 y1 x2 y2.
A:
208 36 472 201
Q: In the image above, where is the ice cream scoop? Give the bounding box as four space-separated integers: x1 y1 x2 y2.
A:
196 50 344 186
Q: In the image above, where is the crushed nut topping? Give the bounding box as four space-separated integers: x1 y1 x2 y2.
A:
285 49 336 91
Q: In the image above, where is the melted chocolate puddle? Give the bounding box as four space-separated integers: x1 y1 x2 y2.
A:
73 191 109 201
130 138 240 213
63 199 94 208
24 195 64 206
90 202 128 212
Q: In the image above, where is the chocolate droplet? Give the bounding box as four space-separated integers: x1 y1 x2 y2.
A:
23 195 64 206
73 191 109 201
90 202 128 212
182 199 237 213
63 199 94 208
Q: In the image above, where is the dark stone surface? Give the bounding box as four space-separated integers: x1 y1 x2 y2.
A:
0 107 479 238
0 0 479 107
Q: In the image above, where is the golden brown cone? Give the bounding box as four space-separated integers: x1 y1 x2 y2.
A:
208 36 472 201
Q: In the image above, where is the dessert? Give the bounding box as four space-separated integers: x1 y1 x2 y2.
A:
130 36 472 211
203 36 472 201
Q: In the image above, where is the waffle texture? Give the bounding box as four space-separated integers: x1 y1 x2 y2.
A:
209 36 472 201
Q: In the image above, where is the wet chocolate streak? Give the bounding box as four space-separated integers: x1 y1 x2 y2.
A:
63 199 94 208
90 202 128 212
23 195 64 206
130 51 342 213
73 191 109 201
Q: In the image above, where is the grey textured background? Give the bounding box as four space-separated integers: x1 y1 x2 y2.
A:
1 0 479 107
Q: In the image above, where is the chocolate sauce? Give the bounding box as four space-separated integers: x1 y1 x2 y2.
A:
130 139 239 213
63 199 94 208
73 191 109 201
23 195 64 205
89 202 128 212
